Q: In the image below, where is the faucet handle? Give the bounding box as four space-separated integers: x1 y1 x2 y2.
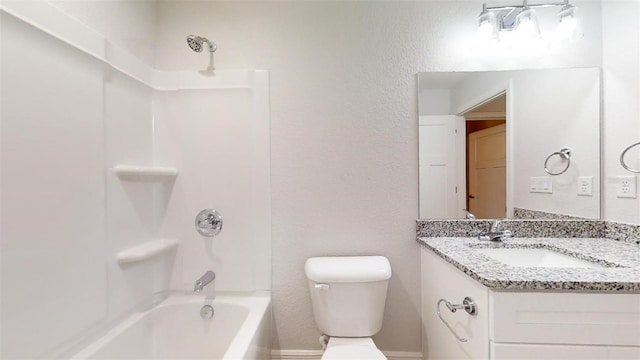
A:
195 209 223 237
465 210 476 220
489 219 502 232
478 233 491 241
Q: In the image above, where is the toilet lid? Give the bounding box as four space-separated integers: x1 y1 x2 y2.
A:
322 345 387 359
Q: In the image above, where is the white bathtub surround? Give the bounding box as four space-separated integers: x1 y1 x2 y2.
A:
47 0 158 65
113 165 179 182
1 2 271 359
153 70 272 293
1 9 108 358
116 239 179 264
72 293 271 360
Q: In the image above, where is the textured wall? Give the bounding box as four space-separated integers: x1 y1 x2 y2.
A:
155 0 602 352
601 1 640 224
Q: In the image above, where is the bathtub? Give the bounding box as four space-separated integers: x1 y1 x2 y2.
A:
72 293 271 360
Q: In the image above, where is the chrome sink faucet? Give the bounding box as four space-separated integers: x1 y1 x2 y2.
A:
465 210 476 220
194 270 216 292
479 219 513 242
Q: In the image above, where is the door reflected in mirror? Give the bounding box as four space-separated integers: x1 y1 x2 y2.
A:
418 68 600 220
465 94 506 219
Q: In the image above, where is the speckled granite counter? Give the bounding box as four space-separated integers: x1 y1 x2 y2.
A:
417 237 640 292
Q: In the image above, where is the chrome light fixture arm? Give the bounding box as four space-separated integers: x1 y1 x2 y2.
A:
478 0 576 34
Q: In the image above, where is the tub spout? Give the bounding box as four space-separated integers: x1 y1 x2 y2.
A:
194 270 216 292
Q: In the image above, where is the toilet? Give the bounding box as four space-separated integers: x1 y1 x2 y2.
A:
305 256 392 360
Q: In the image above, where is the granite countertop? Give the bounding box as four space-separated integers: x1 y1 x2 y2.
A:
417 237 640 292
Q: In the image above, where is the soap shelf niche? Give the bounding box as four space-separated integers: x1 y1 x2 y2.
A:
113 165 178 182
117 239 179 264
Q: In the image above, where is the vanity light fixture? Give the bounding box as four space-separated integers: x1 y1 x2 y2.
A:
475 0 578 47
476 4 499 45
514 5 541 39
557 2 578 41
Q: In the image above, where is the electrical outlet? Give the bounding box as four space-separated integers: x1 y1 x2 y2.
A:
617 176 637 198
577 176 593 196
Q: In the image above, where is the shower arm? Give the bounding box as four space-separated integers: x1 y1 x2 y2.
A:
203 38 217 53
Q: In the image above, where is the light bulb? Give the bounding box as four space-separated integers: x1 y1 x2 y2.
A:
515 8 541 39
556 5 578 41
477 22 498 43
558 17 577 39
476 6 498 47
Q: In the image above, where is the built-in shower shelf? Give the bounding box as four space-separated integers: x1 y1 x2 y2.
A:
117 239 179 264
113 165 178 182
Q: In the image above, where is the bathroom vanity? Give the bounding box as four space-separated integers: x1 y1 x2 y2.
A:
418 235 640 360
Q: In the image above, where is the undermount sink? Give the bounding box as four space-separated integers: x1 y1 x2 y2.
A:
474 247 605 269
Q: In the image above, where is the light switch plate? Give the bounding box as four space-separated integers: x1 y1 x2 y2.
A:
530 177 553 194
617 176 637 198
577 176 593 196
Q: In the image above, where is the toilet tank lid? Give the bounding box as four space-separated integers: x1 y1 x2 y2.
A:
305 256 392 283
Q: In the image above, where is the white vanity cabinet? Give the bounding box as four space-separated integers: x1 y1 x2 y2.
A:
421 247 640 360
421 248 490 359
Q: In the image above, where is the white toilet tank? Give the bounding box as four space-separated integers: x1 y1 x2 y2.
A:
305 256 392 337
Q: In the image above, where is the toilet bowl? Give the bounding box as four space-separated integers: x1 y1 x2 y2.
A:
322 337 386 360
305 256 392 360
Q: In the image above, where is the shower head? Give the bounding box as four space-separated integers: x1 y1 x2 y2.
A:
187 35 217 53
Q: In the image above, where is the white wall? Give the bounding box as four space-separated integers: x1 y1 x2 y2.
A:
154 0 603 353
511 69 600 218
419 89 451 116
601 1 640 224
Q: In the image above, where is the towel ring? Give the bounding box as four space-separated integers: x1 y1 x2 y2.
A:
544 148 571 176
620 142 640 173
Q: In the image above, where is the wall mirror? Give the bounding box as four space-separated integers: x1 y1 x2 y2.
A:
418 68 601 220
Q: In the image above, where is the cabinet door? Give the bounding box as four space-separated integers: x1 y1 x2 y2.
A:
421 248 489 359
491 291 640 346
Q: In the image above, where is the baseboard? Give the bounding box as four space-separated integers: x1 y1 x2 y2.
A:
271 349 422 360
271 349 323 360
384 351 423 360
